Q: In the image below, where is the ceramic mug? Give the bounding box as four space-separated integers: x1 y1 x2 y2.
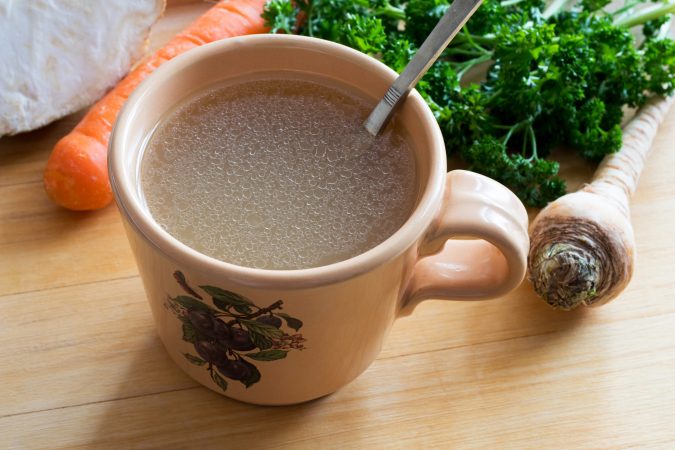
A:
109 34 529 405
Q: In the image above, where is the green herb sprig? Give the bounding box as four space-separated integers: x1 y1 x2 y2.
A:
263 0 675 207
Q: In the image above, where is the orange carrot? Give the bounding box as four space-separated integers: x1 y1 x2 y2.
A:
44 0 269 211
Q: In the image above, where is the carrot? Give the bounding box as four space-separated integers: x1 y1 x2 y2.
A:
528 96 674 310
44 0 269 211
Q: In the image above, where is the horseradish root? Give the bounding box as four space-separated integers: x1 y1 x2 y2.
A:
528 96 674 310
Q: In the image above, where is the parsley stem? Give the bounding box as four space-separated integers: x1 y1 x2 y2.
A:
305 1 314 37
501 0 527 6
502 121 524 146
485 88 503 106
528 124 539 160
501 119 533 149
657 16 673 40
461 28 491 55
452 33 497 46
353 0 406 20
610 0 642 19
448 47 486 56
543 0 574 19
614 0 675 28
456 53 492 79
378 3 406 21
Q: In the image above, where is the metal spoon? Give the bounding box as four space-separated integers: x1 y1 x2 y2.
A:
364 0 483 136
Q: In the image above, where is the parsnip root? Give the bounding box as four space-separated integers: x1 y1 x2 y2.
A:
528 96 674 310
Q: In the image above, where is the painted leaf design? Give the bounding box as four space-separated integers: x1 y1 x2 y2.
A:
182 322 198 343
233 304 253 315
184 353 206 366
245 350 288 361
173 295 211 313
211 370 228 392
241 319 284 338
201 286 254 311
277 312 303 331
249 332 273 350
169 271 307 392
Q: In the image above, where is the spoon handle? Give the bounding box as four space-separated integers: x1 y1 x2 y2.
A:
364 0 483 136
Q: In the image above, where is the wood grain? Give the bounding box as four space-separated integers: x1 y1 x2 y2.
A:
1 2 675 449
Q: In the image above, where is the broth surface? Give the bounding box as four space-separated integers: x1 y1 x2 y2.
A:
141 77 417 269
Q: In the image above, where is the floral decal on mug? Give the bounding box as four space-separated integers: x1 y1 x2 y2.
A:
165 270 306 392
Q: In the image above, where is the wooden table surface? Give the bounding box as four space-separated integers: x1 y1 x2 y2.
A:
2 3 675 449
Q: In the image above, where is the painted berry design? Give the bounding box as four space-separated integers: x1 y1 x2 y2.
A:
165 271 306 392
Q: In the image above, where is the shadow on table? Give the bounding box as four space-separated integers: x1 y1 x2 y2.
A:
490 281 589 334
87 282 591 448
455 281 591 366
87 331 332 449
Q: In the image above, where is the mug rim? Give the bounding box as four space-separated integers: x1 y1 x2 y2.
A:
109 34 447 287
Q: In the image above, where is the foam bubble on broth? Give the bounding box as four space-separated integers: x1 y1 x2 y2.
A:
141 77 418 269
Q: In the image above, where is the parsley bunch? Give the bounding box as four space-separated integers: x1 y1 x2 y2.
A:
263 0 675 207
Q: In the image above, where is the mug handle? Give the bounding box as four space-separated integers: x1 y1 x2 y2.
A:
401 170 529 316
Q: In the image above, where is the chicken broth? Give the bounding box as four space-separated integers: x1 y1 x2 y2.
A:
140 76 418 269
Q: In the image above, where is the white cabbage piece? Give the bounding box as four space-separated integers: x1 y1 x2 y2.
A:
0 0 165 136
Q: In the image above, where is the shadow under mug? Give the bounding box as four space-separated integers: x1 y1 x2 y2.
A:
109 34 529 405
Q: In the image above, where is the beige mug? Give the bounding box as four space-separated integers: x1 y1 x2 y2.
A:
110 35 529 405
